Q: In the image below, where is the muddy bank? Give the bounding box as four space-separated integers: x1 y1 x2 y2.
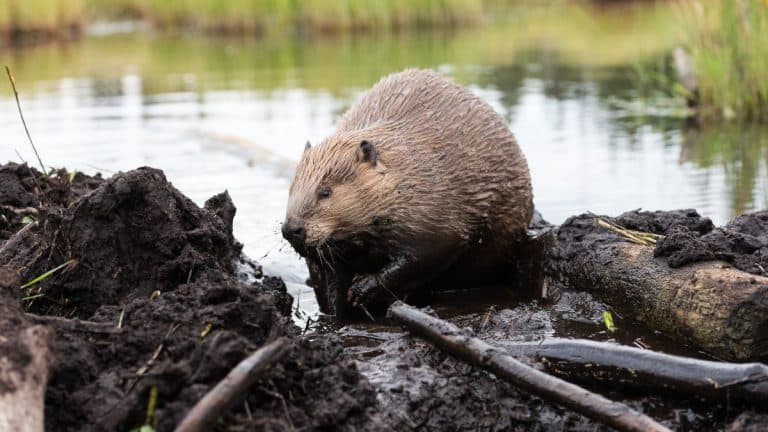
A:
342 289 761 431
1 162 767 431
0 163 376 431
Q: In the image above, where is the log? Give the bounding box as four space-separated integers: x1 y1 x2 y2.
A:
0 267 52 432
387 301 671 432
175 337 291 432
499 338 768 402
549 215 768 361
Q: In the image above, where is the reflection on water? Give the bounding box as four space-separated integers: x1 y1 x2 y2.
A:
1 4 766 319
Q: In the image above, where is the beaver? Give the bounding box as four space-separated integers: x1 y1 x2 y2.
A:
282 68 533 315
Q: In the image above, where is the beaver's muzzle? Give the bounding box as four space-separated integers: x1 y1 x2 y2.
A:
281 218 307 255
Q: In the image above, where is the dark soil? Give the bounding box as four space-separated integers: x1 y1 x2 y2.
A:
0 162 102 243
0 164 376 431
1 162 766 431
556 208 768 276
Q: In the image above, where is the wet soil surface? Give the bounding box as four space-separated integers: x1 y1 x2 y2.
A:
0 162 765 431
340 289 758 431
0 163 376 431
558 208 768 276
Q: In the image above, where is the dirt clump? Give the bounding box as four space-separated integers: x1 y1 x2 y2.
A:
653 210 768 275
555 209 768 276
0 162 102 244
0 163 376 432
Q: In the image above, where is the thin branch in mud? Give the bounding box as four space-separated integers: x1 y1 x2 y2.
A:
589 212 662 246
388 302 671 432
499 338 768 402
0 204 39 216
25 313 123 334
14 150 47 206
175 338 291 432
6 66 47 175
262 388 295 431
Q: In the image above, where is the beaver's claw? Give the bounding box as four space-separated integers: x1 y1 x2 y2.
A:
347 274 380 307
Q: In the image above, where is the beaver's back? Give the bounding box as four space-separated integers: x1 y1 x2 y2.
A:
337 69 532 245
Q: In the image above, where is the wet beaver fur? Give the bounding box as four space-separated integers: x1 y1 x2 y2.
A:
282 69 533 316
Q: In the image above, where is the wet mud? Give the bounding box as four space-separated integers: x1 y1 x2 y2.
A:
0 163 375 431
0 162 766 431
342 290 757 431
558 208 768 276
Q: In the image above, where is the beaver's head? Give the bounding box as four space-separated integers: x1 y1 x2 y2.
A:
282 135 390 258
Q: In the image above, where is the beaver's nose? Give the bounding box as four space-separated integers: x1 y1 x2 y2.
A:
281 220 306 244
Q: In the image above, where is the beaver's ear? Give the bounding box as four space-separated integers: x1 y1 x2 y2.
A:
358 140 377 166
304 141 312 152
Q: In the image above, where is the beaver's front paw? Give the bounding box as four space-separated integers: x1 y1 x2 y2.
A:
347 274 381 306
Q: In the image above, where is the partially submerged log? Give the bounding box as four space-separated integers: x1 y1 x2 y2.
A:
549 214 768 361
0 267 52 432
388 301 671 432
500 338 768 402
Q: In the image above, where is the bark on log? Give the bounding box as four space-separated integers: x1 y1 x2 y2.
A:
549 217 768 361
0 267 52 432
500 338 768 402
175 337 291 432
388 301 671 432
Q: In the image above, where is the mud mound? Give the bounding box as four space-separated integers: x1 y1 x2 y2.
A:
0 162 102 243
556 209 768 276
0 164 376 432
2 167 249 317
654 210 768 275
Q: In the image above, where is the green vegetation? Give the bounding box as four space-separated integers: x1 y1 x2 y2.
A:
677 0 768 121
2 0 484 41
1 2 681 95
0 0 84 39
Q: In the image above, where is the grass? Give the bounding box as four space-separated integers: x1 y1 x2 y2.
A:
78 0 483 34
20 259 76 289
676 0 768 121
0 0 85 39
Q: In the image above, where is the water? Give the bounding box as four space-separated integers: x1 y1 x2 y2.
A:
1 4 767 320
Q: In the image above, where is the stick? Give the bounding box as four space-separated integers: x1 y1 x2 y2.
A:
175 338 291 432
25 313 122 334
387 302 670 432
499 338 768 402
5 66 47 175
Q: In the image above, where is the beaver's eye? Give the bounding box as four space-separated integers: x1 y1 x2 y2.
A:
318 187 332 199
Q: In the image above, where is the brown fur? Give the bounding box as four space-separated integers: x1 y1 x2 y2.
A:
285 68 533 312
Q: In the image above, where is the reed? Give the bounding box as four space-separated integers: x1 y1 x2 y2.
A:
0 0 85 42
677 0 768 121
82 0 482 34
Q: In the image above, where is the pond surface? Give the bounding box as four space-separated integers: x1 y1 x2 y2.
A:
1 2 767 321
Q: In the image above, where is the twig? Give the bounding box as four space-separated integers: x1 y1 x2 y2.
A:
387 302 670 432
6 66 47 175
25 313 122 335
175 338 291 432
262 388 295 431
589 212 662 246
